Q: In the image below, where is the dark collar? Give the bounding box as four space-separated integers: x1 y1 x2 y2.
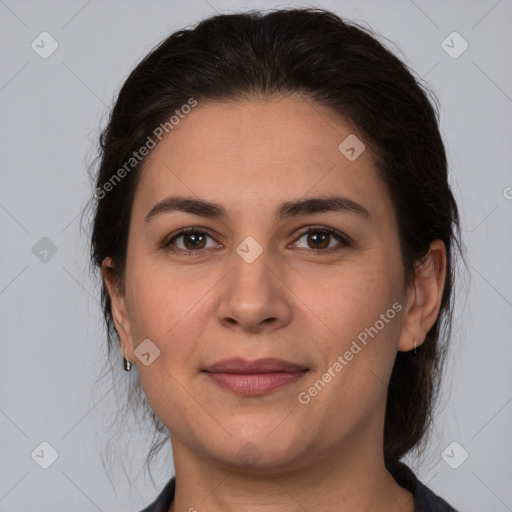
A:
390 461 458 512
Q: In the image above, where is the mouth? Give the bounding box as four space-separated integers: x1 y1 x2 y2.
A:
202 357 309 396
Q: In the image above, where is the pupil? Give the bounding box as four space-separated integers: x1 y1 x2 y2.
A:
310 232 328 249
185 233 204 249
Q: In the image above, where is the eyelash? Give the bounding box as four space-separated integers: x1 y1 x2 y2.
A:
162 225 351 257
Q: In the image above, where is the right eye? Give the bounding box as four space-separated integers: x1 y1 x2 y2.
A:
163 228 221 256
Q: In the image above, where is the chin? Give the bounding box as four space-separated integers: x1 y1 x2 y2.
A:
201 428 309 473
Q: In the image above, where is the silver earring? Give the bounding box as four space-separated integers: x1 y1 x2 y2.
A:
123 357 132 371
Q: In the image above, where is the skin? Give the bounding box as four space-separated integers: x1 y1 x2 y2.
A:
102 95 446 512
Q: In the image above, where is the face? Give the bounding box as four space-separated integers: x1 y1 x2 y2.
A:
105 95 421 473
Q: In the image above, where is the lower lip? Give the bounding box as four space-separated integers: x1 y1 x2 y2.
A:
204 371 307 396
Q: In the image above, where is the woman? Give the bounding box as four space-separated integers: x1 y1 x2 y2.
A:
88 7 461 511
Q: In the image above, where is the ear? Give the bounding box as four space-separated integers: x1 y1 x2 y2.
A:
398 240 447 352
101 257 135 365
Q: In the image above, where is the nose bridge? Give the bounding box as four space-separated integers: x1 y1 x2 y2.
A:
230 234 276 300
215 234 292 330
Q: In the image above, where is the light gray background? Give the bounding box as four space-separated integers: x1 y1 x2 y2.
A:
1 0 511 511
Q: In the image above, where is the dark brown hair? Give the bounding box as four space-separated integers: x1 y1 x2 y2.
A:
83 7 461 479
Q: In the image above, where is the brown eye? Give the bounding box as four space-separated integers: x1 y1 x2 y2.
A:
164 228 218 255
306 231 330 249
181 232 207 250
293 226 349 253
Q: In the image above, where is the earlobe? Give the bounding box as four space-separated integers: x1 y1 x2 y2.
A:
398 240 447 352
101 257 135 363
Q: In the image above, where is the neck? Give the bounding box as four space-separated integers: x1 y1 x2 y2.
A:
167 430 414 512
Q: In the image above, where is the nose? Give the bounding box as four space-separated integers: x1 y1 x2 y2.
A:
215 246 293 334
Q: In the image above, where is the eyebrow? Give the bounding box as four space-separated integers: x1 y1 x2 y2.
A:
144 195 370 224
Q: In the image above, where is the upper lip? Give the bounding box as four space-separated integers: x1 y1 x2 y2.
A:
203 357 308 374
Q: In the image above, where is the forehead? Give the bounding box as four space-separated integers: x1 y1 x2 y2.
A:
133 95 392 222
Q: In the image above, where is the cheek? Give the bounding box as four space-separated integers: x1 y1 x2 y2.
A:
292 255 402 343
298 301 403 438
125 258 209 341
296 255 404 399
124 269 210 429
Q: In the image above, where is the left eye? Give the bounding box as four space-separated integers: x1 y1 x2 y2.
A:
291 227 349 253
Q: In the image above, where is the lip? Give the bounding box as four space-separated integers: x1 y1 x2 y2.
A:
204 357 308 373
203 357 309 396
